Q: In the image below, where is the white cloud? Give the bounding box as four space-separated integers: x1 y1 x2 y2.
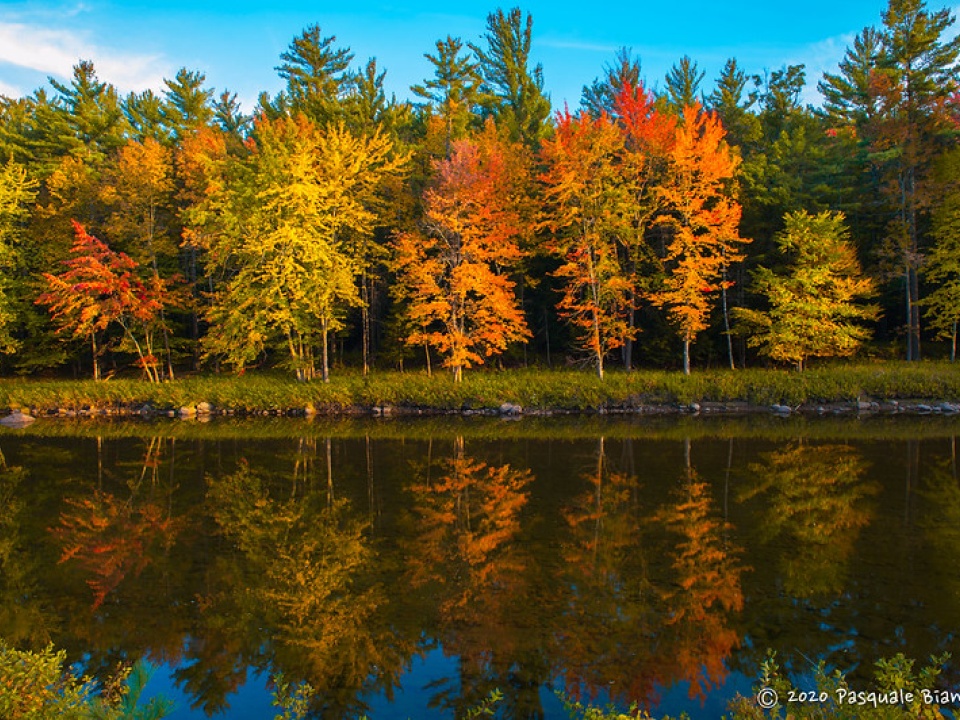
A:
0 21 170 95
0 78 22 97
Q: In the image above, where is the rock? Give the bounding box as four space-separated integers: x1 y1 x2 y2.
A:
1 410 35 428
688 402 701 413
196 401 213 415
139 403 154 417
916 404 932 413
771 404 792 415
179 405 196 417
940 402 960 414
372 404 394 417
499 402 523 416
855 401 873 412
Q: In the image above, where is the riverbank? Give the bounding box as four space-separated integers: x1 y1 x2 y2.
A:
1 362 959 419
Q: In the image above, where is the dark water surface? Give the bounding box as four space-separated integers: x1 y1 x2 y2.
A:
2 415 959 718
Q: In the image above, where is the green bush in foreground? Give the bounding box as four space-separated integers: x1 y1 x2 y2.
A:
1 642 953 719
0 642 172 719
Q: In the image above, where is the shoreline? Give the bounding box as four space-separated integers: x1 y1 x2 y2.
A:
1 363 959 423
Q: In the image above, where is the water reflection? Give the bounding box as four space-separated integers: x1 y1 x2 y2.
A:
0 421 957 718
742 442 876 598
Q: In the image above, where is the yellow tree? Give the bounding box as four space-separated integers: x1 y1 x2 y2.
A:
392 121 531 381
653 104 748 374
539 109 638 379
205 114 406 381
733 210 877 371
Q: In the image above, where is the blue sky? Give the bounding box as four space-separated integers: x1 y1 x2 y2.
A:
0 0 930 113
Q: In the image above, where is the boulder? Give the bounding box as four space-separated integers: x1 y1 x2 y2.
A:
1 410 35 428
499 402 523 416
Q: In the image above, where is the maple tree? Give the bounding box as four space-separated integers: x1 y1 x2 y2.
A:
612 82 676 368
733 210 877 370
392 121 531 381
205 114 406 381
652 103 748 374
101 137 180 378
539 109 637 379
37 221 169 381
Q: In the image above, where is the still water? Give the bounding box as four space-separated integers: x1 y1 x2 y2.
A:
1 415 959 718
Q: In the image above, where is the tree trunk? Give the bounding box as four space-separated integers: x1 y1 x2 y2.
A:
721 269 734 370
91 332 100 381
683 337 691 375
321 318 330 383
361 272 370 376
952 321 957 363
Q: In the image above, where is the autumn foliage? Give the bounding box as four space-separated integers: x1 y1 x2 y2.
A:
37 220 169 381
392 121 531 381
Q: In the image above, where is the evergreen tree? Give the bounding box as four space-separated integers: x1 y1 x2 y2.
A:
162 68 215 141
581 47 642 118
663 55 706 114
469 7 551 146
213 91 250 138
733 210 877 370
872 0 960 360
124 90 169 143
274 25 353 125
923 148 960 360
49 61 129 161
412 36 484 148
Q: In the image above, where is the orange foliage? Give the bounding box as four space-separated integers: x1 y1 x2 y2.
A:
392 121 531 380
655 474 745 700
53 490 181 609
652 104 748 372
540 109 636 378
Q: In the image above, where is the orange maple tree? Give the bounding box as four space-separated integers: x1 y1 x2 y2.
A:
652 104 748 374
539 109 637 378
37 220 169 381
392 121 531 381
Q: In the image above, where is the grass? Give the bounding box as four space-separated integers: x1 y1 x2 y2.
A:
0 361 958 416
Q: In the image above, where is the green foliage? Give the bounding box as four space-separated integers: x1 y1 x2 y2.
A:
727 650 950 719
0 642 173 720
270 672 315 720
734 210 877 370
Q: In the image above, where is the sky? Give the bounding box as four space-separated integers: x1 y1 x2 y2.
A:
0 0 938 115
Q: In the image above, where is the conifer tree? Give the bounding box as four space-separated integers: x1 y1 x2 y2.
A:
274 25 353 126
412 37 484 149
581 47 642 118
663 56 706 115
470 8 551 146
923 149 960 360
733 210 877 370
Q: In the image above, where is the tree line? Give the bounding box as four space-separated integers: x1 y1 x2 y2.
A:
0 0 958 381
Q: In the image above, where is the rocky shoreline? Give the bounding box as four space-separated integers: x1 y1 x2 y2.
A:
3 398 960 426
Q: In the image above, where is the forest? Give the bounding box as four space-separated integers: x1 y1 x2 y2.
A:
0 0 958 383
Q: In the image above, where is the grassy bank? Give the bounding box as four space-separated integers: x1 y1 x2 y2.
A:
0 362 959 415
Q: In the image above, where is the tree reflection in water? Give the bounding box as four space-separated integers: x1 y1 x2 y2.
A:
402 435 546 719
741 441 876 599
0 426 956 718
557 437 746 711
